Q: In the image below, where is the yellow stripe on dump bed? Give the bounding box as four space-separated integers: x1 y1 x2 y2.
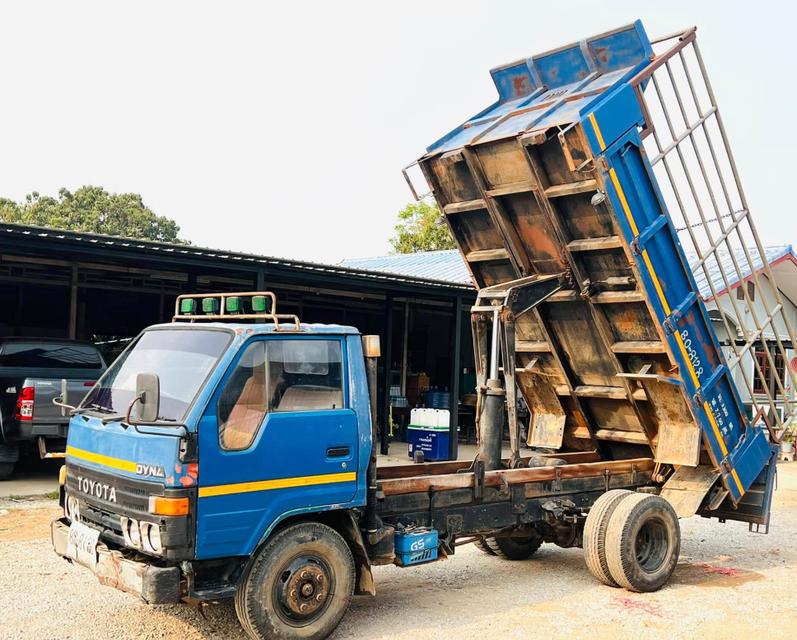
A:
66 445 137 473
588 112 607 151
605 166 744 497
198 471 357 498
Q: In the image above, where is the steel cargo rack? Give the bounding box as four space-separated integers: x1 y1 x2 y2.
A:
406 20 796 528
172 291 301 330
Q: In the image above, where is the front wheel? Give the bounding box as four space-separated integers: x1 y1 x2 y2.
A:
235 522 355 640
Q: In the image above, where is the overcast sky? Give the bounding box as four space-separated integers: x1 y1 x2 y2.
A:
0 1 792 264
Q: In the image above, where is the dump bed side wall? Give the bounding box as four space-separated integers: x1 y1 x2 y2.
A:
590 97 771 498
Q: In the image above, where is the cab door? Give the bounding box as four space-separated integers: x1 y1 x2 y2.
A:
195 336 358 559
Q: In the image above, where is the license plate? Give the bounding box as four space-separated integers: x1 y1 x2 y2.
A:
65 520 100 568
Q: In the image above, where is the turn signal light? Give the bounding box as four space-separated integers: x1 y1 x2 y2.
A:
148 496 190 516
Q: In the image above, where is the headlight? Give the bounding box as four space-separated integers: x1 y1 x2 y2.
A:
64 494 80 522
128 519 141 548
140 522 163 554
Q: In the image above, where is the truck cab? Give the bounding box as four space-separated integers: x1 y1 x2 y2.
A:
54 292 377 638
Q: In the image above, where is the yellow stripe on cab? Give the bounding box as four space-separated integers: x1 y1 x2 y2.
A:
198 471 357 498
66 445 137 473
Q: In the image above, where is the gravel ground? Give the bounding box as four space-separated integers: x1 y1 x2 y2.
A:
2 464 797 640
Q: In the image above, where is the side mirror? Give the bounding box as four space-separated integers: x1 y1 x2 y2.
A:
129 373 160 423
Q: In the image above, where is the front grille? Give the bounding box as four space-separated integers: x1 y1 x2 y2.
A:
66 462 161 519
65 461 195 560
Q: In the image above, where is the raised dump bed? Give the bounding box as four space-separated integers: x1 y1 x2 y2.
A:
406 21 797 520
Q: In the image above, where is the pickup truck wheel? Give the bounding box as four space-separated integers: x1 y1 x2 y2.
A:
583 489 633 586
0 443 19 480
605 493 680 593
484 533 543 560
0 462 14 480
235 522 355 640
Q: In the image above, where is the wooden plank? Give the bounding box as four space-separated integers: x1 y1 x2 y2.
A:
484 179 536 197
590 291 646 304
466 248 510 263
443 199 486 215
556 384 648 401
375 450 600 480
544 178 598 198
379 457 655 496
572 427 651 444
611 340 666 354
593 428 650 445
515 340 551 353
567 236 624 252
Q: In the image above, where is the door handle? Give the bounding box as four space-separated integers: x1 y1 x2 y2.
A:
326 446 350 458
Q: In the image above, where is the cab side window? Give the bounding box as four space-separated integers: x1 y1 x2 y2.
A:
218 342 267 451
267 340 344 412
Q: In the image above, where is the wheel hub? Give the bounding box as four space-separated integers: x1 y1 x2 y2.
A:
275 557 332 623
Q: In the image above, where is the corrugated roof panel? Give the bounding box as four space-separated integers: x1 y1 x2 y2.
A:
685 245 793 300
342 246 796 297
340 250 473 285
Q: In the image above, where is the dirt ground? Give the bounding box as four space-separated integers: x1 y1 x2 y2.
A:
2 464 796 640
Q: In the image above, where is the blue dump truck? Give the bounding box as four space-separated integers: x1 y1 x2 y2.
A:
53 22 797 640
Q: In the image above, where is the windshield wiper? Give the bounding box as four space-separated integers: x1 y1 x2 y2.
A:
73 403 114 415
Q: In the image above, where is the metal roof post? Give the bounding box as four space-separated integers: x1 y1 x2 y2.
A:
449 295 462 461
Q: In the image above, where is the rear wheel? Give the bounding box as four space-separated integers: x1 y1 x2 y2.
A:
0 462 14 480
605 493 680 592
473 538 496 556
235 522 355 640
484 532 543 560
583 489 633 586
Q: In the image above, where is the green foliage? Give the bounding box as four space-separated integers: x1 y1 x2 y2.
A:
0 186 187 243
390 201 455 253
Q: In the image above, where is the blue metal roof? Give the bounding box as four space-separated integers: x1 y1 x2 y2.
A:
342 246 796 299
340 250 473 286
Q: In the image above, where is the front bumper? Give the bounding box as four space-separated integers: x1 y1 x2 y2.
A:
52 518 182 604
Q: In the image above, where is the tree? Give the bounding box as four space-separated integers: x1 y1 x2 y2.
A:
389 201 455 253
0 186 187 243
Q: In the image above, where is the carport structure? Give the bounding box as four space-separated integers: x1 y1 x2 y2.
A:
0 222 476 457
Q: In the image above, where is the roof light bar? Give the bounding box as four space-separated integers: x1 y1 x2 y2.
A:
171 291 300 331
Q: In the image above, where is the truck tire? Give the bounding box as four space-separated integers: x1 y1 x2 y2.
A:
604 493 680 592
583 489 633 586
484 532 543 560
0 442 19 480
235 522 355 640
473 538 496 556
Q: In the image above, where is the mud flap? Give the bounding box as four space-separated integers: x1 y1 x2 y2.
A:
699 447 779 533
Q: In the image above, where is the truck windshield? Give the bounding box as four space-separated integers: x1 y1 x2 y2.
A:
81 329 231 422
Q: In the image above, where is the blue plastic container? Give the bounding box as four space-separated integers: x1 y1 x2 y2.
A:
394 528 438 566
407 426 450 461
424 389 450 409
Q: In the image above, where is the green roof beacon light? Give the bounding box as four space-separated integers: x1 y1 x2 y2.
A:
180 298 196 315
226 296 242 314
251 295 271 314
202 298 220 315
